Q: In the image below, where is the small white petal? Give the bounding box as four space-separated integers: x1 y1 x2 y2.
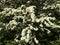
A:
21 37 26 40
34 28 38 31
27 30 31 34
26 34 30 39
0 28 2 31
34 38 39 44
14 39 19 42
39 24 43 27
25 39 29 42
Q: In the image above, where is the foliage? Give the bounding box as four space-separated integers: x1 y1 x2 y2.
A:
0 0 60 45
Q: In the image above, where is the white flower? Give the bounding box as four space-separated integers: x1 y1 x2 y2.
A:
9 20 17 25
56 4 60 9
47 30 51 34
25 39 29 42
26 6 36 13
6 11 12 16
11 26 16 30
52 25 60 28
39 17 45 23
27 30 31 34
43 6 47 9
13 16 24 20
26 34 30 39
21 36 26 40
6 20 18 30
4 8 11 11
29 24 34 29
0 28 2 31
49 17 55 20
25 27 29 30
44 28 51 34
39 24 43 27
50 5 55 9
12 9 17 12
36 18 40 23
34 38 39 44
34 27 38 31
1 11 6 14
14 39 19 42
22 29 26 32
47 20 54 26
21 5 26 8
26 6 36 22
21 32 26 37
21 29 27 36
30 13 36 22
44 21 50 27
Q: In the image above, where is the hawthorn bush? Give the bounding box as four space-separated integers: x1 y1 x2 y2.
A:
0 0 60 45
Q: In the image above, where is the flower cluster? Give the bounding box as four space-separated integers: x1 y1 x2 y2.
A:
0 0 60 45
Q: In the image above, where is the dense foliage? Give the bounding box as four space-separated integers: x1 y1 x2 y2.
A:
0 0 60 45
